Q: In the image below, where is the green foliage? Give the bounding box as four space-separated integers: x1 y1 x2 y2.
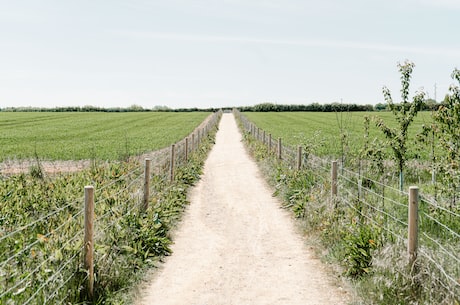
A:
431 69 460 204
297 131 325 164
0 112 209 161
374 61 425 190
343 223 380 278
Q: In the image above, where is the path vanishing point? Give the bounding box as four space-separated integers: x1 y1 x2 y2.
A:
138 113 350 305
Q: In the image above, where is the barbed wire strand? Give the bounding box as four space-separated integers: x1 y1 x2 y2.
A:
22 249 82 305
339 184 408 227
0 229 83 299
338 173 408 209
96 166 142 192
0 198 84 243
44 245 86 304
420 195 460 218
341 166 408 196
341 196 405 241
421 232 460 264
95 174 143 223
0 209 84 269
421 212 460 239
44 267 80 304
419 248 460 288
97 197 142 237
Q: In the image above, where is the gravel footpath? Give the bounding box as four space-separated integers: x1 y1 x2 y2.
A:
137 113 350 305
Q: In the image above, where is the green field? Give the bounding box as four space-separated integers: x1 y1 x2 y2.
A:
0 112 209 161
244 111 433 159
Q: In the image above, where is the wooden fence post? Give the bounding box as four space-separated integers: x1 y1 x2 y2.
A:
170 144 175 183
277 138 282 160
297 146 302 170
268 134 272 152
192 134 195 152
143 159 151 212
263 130 266 145
84 186 94 300
185 137 189 162
331 161 338 197
408 186 419 268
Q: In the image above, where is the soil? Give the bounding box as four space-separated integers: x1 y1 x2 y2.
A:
137 113 351 305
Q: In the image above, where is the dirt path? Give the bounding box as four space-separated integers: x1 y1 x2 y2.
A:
138 113 350 305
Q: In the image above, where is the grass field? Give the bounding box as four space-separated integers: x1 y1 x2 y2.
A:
244 111 433 159
0 112 209 161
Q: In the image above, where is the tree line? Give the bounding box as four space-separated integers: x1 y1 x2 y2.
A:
238 100 442 112
0 105 221 113
1 100 443 113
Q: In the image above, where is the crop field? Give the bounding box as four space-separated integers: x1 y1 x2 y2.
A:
0 112 209 161
244 111 433 159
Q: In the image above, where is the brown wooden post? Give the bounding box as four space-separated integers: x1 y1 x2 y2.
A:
84 186 94 300
408 186 419 268
143 159 151 212
170 144 175 182
277 138 282 160
331 161 338 197
192 134 195 152
297 146 302 170
263 130 266 145
268 134 272 152
257 128 260 141
185 137 189 161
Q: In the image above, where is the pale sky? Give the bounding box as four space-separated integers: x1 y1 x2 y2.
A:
1 0 459 109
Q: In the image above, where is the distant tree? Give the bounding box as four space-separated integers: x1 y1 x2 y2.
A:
152 105 171 111
128 104 144 111
374 103 387 111
423 98 439 111
253 103 278 112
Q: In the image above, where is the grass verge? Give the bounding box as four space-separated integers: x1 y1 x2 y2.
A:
237 115 459 305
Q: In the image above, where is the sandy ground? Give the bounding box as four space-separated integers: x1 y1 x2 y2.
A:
137 113 350 305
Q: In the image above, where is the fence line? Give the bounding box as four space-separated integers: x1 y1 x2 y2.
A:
235 109 460 298
0 110 222 304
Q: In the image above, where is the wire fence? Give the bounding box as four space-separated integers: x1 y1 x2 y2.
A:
0 111 222 304
235 109 460 300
